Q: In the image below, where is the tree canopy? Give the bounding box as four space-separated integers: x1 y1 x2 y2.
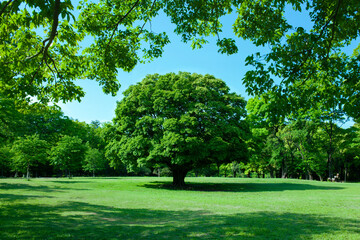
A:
11 134 48 180
109 72 249 186
1 0 359 122
50 135 88 178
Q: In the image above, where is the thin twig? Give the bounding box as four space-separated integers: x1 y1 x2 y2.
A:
0 0 15 18
44 57 57 82
107 0 140 49
136 0 157 38
47 53 62 82
291 0 342 88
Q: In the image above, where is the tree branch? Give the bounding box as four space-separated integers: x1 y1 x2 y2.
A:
47 53 62 83
43 0 61 57
25 0 61 61
326 0 341 59
136 0 157 39
107 0 140 49
0 0 15 19
291 0 342 88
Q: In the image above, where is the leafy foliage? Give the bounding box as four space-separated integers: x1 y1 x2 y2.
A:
50 135 87 177
83 147 107 177
110 72 249 185
2 0 359 118
11 134 48 180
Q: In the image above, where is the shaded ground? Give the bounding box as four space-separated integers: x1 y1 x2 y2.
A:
1 200 359 240
0 178 358 239
142 181 344 192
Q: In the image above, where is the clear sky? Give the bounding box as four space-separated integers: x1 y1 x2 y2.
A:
58 5 355 127
59 12 261 123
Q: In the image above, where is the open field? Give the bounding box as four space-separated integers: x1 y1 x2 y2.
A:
0 177 359 239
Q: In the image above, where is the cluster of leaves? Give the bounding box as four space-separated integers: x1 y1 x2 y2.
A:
0 0 171 103
0 0 86 103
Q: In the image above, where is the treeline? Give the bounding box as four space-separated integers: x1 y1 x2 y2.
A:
1 94 359 182
0 98 117 179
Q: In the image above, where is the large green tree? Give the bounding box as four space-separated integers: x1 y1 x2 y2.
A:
109 72 248 186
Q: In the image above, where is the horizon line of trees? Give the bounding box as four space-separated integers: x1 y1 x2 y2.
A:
1 73 360 182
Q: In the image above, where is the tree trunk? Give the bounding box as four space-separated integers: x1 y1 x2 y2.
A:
26 163 30 181
307 171 313 180
317 174 323 182
93 170 95 177
281 155 287 178
328 152 333 179
325 121 334 179
172 168 188 187
344 167 347 183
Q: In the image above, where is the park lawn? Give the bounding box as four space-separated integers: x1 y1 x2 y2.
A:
0 177 359 239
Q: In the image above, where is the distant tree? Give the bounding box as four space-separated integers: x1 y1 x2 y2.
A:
50 135 87 178
280 121 327 180
246 96 288 178
231 161 240 178
11 134 48 180
109 72 249 186
0 95 22 143
337 124 360 182
83 148 106 177
0 145 13 177
21 104 74 144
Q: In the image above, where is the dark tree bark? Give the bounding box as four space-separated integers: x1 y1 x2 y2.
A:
172 168 188 187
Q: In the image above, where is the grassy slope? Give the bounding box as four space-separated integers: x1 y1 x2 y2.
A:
0 177 359 239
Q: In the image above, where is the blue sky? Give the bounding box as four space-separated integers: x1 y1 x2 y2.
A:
58 4 355 127
59 12 261 123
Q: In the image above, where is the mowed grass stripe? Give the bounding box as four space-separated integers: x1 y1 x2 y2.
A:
0 177 359 239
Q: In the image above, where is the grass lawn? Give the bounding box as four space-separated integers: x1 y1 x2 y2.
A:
0 177 359 239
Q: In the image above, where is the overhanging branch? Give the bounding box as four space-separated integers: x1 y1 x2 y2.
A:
0 0 16 19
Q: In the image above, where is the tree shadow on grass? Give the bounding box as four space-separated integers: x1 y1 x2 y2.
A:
142 181 344 192
0 182 86 192
87 177 128 180
47 180 94 184
0 193 54 201
0 201 358 239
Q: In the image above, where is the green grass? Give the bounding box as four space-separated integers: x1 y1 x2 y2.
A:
0 177 359 239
